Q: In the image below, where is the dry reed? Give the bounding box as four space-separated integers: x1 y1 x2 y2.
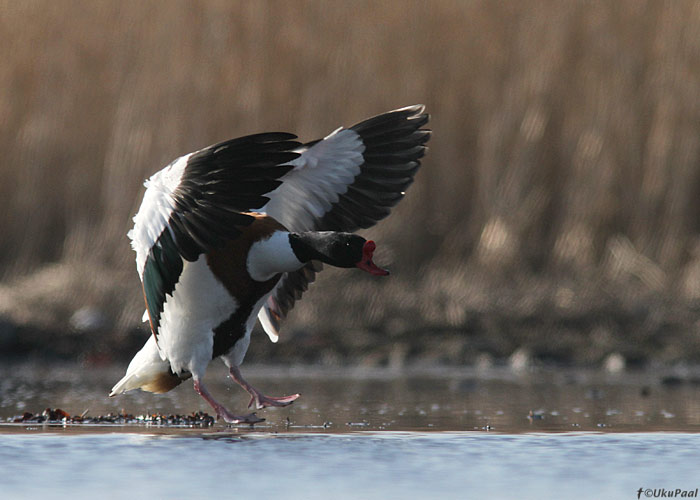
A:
1 0 699 364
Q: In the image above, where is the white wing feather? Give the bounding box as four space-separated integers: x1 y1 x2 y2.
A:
255 128 365 342
128 154 191 277
259 128 364 231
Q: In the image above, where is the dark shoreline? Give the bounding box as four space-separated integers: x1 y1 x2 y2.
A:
2 265 699 370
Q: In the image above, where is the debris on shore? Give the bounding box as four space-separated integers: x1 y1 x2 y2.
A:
5 408 216 427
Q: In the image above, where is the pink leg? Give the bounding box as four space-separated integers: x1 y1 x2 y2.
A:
193 378 264 424
229 366 300 410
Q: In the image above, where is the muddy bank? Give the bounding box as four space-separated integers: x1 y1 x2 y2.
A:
1 1 700 374
1 264 699 371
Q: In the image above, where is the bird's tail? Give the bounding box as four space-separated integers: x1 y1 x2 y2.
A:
109 335 189 396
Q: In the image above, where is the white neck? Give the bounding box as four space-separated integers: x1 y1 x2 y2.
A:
246 231 304 282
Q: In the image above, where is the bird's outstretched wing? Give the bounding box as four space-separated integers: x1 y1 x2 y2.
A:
130 133 301 337
258 105 430 341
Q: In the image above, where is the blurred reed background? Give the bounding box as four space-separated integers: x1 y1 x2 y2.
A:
1 0 699 367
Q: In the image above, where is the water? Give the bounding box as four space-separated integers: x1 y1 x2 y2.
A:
1 363 699 499
2 431 699 499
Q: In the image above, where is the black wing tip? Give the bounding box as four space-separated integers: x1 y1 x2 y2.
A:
350 108 431 152
354 105 431 163
397 103 427 117
315 105 430 233
350 104 430 133
380 104 427 117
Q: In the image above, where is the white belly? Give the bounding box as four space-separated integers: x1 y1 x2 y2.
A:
157 255 238 377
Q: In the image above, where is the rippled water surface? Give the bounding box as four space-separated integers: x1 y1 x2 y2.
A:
1 363 699 499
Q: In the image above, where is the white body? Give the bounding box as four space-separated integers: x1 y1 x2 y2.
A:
111 233 303 395
158 255 238 376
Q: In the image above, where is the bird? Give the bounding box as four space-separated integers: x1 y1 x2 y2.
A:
109 105 430 423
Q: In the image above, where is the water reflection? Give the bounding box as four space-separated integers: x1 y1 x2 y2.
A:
1 363 699 433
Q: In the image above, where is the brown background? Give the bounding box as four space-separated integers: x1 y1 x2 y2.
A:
1 1 699 367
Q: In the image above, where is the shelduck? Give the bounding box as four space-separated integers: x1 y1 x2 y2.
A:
110 105 430 423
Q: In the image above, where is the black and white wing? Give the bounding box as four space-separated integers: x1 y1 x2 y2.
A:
129 133 301 337
258 105 430 341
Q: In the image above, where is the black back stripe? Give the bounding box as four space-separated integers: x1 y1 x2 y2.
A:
168 132 300 263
